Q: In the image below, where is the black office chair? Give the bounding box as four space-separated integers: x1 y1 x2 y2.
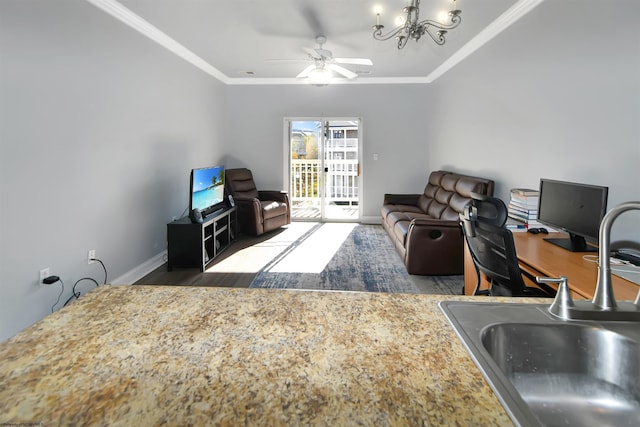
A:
460 193 555 297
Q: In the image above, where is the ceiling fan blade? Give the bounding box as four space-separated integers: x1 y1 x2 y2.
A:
334 58 373 66
327 64 357 80
296 64 316 78
300 5 325 37
303 47 322 59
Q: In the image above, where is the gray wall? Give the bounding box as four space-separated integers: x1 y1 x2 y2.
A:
0 1 226 341
222 84 431 221
424 0 640 244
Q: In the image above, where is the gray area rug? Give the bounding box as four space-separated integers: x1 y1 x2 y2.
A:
250 224 463 294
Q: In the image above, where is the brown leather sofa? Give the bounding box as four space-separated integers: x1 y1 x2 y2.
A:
381 170 494 275
225 168 291 236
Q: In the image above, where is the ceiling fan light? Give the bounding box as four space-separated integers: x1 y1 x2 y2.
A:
308 68 332 85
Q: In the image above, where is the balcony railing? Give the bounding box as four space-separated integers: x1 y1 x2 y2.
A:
290 159 358 204
325 137 358 149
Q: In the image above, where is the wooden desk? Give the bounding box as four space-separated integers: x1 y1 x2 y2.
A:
464 232 639 300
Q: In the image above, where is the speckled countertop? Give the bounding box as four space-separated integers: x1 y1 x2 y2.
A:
0 286 542 426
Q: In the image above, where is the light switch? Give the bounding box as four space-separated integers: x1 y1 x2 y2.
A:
373 153 379 161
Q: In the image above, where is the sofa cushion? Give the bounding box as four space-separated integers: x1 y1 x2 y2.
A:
389 210 430 223
427 170 448 187
417 194 433 213
456 177 489 197
226 169 260 199
439 206 462 221
385 208 425 223
426 195 449 218
448 193 473 216
393 220 412 245
381 204 423 219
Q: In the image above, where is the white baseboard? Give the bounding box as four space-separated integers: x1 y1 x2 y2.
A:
110 251 167 285
361 216 382 225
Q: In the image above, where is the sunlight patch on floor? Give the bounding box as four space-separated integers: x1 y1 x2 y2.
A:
205 222 319 274
267 222 358 274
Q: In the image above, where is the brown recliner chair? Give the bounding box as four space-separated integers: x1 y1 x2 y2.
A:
225 168 291 236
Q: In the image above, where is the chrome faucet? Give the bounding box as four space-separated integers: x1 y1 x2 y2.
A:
539 201 640 321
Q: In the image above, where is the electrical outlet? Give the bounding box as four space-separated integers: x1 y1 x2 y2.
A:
88 249 96 264
39 267 50 283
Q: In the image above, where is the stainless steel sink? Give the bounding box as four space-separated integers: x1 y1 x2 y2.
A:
440 302 640 426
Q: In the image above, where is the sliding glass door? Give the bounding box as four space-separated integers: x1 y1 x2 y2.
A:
287 118 361 221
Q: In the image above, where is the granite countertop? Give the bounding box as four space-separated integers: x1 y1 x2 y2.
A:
0 285 535 426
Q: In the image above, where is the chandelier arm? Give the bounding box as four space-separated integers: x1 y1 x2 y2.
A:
372 25 405 42
424 27 446 46
416 15 462 32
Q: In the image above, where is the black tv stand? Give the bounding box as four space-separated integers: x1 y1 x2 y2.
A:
167 206 237 271
204 208 225 220
544 233 597 253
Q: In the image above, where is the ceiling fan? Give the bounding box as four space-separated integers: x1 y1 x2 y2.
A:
267 36 373 85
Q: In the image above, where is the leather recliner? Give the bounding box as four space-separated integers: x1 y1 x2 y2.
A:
381 170 495 275
225 168 291 236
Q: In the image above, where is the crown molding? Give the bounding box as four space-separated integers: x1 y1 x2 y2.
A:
426 0 545 83
226 76 432 86
85 0 230 84
86 0 543 86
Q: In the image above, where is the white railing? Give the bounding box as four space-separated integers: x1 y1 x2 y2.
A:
325 137 358 149
291 160 320 202
290 159 358 204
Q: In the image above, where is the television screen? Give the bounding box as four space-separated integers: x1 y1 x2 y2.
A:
190 165 225 216
537 178 608 252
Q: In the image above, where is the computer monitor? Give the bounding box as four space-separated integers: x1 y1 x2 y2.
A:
537 178 608 252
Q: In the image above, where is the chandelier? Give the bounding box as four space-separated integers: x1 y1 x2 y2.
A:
372 0 462 50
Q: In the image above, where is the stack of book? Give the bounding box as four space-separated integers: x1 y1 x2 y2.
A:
507 188 544 229
505 217 527 232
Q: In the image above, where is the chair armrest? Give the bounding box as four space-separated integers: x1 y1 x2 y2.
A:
233 196 258 202
232 196 263 235
404 217 465 275
233 196 262 212
407 218 463 244
410 218 460 228
383 193 421 205
259 190 290 204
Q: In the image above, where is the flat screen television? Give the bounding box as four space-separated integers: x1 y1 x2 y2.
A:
537 178 608 252
190 165 226 218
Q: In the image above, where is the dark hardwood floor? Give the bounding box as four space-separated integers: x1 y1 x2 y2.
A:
134 230 286 288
